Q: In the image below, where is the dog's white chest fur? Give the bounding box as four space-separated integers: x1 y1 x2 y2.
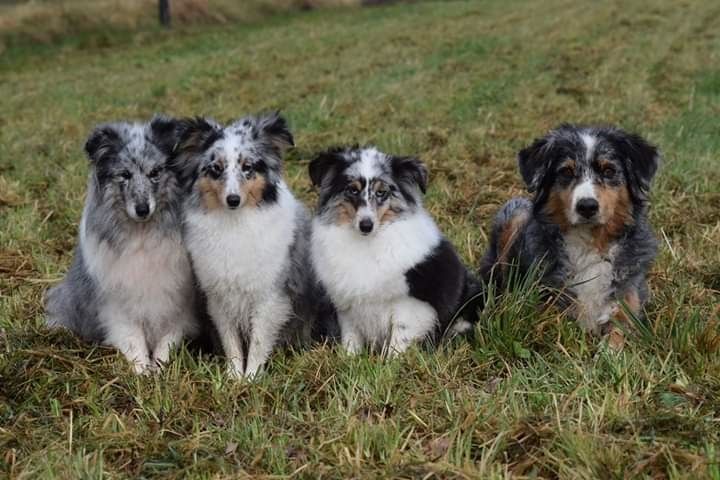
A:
312 210 440 306
562 229 618 333
311 210 442 351
79 212 196 373
81 217 193 319
184 185 297 306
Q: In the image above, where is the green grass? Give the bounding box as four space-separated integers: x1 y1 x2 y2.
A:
1 0 720 477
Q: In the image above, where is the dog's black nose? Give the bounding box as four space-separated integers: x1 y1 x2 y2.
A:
226 194 241 208
135 202 150 218
359 218 374 234
576 198 599 218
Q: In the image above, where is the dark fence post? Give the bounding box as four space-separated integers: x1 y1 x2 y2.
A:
159 0 171 27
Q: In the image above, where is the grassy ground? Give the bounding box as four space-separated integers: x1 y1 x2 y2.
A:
1 0 719 477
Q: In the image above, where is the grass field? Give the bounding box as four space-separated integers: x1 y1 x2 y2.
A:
1 0 720 477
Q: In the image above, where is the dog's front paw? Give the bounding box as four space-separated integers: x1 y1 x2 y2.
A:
226 363 245 380
132 359 154 375
607 327 626 352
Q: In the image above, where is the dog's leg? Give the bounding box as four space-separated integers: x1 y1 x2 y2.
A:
102 308 152 374
604 288 641 351
244 296 290 379
216 320 244 379
338 311 363 355
152 327 186 369
207 299 245 378
387 298 436 357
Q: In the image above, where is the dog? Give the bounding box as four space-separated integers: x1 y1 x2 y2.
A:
308 146 479 356
173 112 320 379
45 116 199 373
479 124 659 345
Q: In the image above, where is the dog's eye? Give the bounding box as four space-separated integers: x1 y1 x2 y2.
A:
375 189 389 201
241 163 254 174
148 167 162 181
206 164 223 179
602 166 616 179
558 167 574 179
119 170 132 180
346 185 360 196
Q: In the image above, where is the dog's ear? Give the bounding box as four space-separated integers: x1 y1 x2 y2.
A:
608 130 660 201
391 156 428 194
309 149 344 188
85 124 124 164
517 136 551 193
176 116 222 154
171 117 221 188
149 114 179 157
257 111 294 153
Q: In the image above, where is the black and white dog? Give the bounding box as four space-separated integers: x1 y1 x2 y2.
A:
173 112 319 379
309 146 478 356
480 124 659 344
45 117 199 373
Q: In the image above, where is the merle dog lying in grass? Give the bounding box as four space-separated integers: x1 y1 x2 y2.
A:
480 124 659 348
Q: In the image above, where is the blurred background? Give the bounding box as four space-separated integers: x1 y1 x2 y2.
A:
0 0 391 49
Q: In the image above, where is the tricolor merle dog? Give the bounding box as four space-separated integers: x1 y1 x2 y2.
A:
309 146 478 356
173 112 320 378
480 124 659 346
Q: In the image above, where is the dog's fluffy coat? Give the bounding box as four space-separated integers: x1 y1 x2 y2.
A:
309 147 477 356
174 112 319 378
45 117 198 373
480 124 659 339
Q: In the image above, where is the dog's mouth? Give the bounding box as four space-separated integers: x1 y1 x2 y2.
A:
570 216 602 226
129 212 154 223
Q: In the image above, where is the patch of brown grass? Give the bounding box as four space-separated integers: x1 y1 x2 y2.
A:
0 0 363 45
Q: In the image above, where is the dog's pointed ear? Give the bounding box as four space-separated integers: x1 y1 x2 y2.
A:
518 137 551 193
85 124 124 164
176 116 222 154
609 130 660 201
257 111 294 153
149 114 179 156
309 149 344 188
391 156 428 194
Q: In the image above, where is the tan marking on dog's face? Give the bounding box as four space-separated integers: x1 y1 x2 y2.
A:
559 158 576 173
240 171 268 208
543 186 573 231
330 180 363 225
596 157 615 174
371 179 389 193
351 180 363 191
592 185 633 251
198 176 223 210
498 209 530 264
335 201 356 225
377 202 397 225
372 180 397 225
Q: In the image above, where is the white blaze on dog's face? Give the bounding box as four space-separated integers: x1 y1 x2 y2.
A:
565 133 601 225
309 147 428 236
173 113 293 212
518 125 659 242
